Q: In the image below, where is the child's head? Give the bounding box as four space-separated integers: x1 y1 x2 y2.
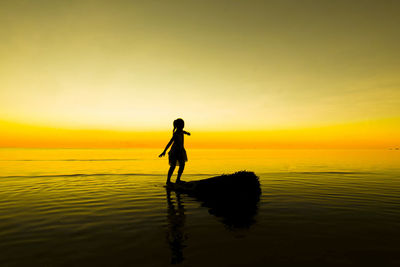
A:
173 118 185 132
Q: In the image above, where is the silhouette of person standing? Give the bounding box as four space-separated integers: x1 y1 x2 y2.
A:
159 118 190 184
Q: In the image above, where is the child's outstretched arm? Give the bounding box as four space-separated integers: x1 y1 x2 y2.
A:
159 136 174 157
183 131 191 136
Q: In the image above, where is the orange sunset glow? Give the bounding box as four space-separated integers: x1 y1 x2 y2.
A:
1 1 399 148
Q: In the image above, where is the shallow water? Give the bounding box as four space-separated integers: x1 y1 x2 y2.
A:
0 148 399 266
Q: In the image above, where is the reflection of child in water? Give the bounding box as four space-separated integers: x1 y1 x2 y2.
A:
159 118 190 184
166 189 186 264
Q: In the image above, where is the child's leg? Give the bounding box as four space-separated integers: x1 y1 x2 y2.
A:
176 161 185 182
167 163 176 184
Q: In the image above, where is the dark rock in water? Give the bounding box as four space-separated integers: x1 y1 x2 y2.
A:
167 171 261 228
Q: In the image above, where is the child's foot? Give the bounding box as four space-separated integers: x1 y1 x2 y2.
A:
176 180 183 184
166 180 172 185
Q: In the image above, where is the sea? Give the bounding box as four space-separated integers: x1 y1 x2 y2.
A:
0 148 399 266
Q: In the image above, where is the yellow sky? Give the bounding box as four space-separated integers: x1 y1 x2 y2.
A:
0 1 399 148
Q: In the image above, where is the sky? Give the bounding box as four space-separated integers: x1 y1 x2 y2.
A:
0 0 399 148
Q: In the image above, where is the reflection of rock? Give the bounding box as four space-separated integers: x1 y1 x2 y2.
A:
167 171 261 229
166 189 186 264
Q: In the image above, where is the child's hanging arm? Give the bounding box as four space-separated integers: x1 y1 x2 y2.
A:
159 135 175 157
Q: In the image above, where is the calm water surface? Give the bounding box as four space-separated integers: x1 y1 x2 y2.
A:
0 149 399 266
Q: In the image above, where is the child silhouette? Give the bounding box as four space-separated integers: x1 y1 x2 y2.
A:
159 118 190 184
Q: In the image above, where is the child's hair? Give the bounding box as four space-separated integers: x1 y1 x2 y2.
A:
173 118 185 133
